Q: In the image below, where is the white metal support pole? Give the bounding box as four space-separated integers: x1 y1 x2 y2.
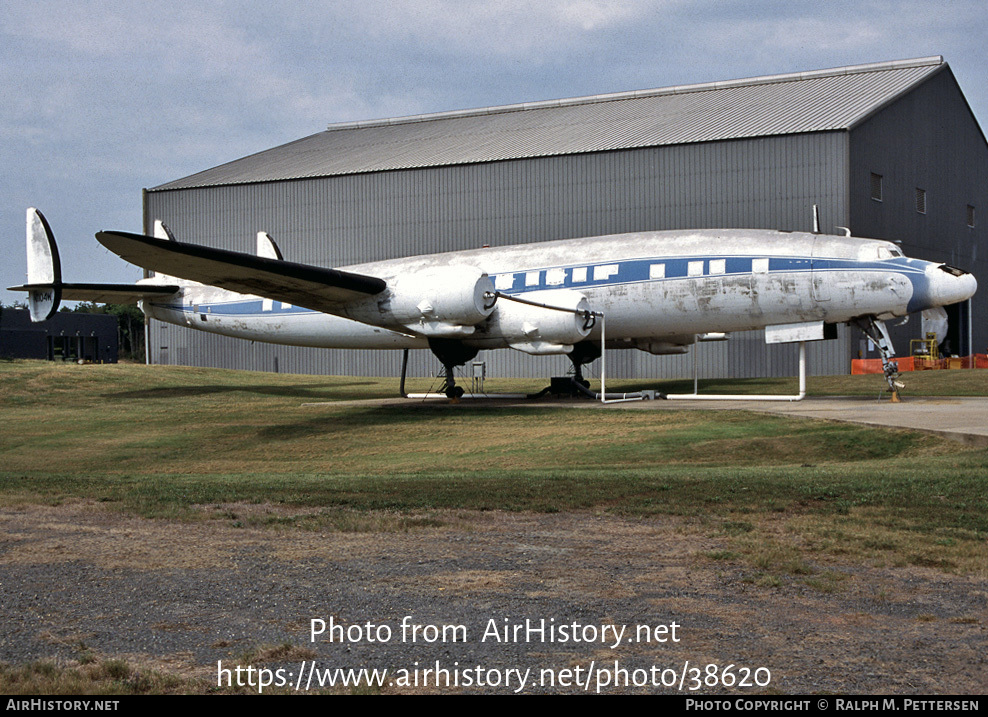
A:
968 298 974 366
665 341 807 402
600 311 605 400
693 342 699 395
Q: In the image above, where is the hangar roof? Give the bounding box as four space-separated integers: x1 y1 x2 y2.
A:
152 57 947 191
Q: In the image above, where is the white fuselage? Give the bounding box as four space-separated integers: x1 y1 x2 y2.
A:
140 228 975 354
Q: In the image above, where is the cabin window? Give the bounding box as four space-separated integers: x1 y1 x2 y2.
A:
752 258 769 273
571 267 588 282
687 261 704 277
870 173 883 202
915 188 927 214
593 264 619 281
709 259 726 275
648 263 665 279
545 268 566 285
525 271 540 286
967 205 976 228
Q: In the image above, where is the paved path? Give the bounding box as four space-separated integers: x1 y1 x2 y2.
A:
308 394 988 447
629 395 988 448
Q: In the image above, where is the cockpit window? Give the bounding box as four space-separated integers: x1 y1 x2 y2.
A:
862 244 903 260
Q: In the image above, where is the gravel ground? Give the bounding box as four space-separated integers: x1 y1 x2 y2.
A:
0 501 984 694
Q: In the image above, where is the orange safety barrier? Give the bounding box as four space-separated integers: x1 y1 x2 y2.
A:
852 354 988 374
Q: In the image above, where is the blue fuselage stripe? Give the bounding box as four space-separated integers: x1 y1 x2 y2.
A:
162 256 925 316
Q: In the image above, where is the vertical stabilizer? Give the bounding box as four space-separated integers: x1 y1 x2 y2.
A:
147 220 178 281
256 231 284 260
153 220 176 241
25 208 62 321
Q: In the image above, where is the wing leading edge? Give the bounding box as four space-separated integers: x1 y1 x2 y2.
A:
95 230 387 313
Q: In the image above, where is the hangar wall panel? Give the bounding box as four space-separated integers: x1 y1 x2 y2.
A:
849 68 988 356
145 132 851 379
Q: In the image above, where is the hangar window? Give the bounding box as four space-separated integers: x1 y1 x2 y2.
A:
915 188 927 214
967 205 976 228
870 173 883 202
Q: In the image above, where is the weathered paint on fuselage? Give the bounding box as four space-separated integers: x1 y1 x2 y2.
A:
139 229 974 351
142 292 427 349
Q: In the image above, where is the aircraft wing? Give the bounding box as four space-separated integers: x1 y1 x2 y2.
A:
95 230 387 312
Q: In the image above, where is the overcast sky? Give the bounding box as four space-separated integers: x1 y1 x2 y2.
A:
3 0 986 305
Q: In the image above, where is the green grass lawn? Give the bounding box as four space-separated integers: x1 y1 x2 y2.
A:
1 359 986 575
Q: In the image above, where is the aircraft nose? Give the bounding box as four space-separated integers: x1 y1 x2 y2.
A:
929 263 977 307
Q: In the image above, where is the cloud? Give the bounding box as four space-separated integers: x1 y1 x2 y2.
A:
310 0 647 54
2 0 986 303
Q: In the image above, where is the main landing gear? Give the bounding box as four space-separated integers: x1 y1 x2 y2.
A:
421 339 603 400
428 338 478 399
567 341 601 388
525 341 602 398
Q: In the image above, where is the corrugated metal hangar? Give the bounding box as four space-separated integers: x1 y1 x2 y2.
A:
143 56 987 380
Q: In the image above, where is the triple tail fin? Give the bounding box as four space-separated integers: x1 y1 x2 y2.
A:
24 208 63 321
256 231 284 260
8 208 181 322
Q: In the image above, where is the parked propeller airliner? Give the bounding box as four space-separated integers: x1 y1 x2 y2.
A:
11 208 976 399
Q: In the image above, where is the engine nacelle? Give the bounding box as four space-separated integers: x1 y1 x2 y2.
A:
387 265 495 337
488 289 594 355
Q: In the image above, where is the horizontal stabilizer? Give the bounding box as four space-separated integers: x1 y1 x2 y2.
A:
10 283 180 306
96 230 387 312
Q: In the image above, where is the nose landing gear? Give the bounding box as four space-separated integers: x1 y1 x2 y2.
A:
853 317 905 402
